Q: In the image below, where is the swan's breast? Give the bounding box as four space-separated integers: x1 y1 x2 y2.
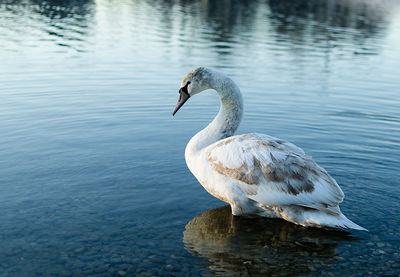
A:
186 149 233 204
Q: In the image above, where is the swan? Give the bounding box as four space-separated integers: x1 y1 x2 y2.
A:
172 67 366 231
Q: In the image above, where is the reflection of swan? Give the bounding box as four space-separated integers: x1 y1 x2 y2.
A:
183 206 360 276
173 67 366 230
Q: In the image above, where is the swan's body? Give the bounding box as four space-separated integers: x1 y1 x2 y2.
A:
173 67 366 231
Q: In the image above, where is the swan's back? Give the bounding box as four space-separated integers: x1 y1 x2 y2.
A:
205 133 344 209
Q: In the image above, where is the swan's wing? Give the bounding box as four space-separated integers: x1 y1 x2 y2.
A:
206 133 344 211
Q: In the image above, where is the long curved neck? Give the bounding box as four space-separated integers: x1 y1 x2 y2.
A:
186 72 243 157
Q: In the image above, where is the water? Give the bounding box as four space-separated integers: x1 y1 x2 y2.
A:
0 0 399 276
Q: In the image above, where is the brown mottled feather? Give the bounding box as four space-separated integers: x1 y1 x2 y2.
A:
207 133 344 207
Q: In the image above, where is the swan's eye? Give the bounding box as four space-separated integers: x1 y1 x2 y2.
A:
180 81 191 94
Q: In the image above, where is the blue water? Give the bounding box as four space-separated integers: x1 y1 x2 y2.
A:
0 0 399 276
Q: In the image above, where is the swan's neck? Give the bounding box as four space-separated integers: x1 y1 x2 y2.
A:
186 72 243 159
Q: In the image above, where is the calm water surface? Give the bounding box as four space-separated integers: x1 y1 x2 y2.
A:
1 0 400 276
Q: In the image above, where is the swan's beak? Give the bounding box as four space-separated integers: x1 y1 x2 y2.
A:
172 88 190 116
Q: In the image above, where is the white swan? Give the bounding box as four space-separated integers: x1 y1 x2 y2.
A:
173 67 366 231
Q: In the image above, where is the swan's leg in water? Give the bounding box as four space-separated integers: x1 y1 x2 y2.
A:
229 186 260 216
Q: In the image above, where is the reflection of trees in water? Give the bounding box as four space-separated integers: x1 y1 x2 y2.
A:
199 0 258 43
30 0 94 51
174 0 394 57
184 205 359 276
2 0 395 56
268 0 386 32
267 0 388 49
16 0 95 19
1 0 93 19
0 0 95 53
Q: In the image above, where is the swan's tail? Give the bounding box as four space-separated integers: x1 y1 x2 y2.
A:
335 213 368 231
270 205 368 231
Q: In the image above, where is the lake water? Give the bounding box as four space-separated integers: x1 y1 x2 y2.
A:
1 0 399 276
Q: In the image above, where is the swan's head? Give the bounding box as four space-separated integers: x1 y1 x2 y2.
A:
172 67 213 116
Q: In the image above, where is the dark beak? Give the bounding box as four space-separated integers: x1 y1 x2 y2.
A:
172 87 190 116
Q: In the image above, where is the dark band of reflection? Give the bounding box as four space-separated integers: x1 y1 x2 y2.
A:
3 0 397 57
183 205 360 276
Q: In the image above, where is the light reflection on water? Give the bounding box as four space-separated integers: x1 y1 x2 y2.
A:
0 0 399 276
